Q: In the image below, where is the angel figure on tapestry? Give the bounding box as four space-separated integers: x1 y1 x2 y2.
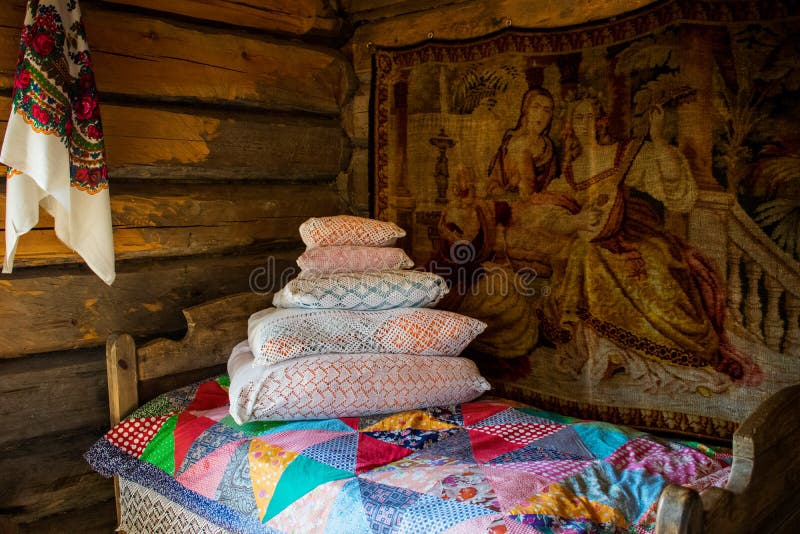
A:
538 93 763 395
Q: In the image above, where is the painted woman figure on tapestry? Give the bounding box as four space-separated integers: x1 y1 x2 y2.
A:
539 94 761 394
445 88 761 394
487 87 559 199
439 87 571 359
483 88 580 274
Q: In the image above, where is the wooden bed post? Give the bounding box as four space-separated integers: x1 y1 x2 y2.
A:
106 333 138 527
700 382 800 532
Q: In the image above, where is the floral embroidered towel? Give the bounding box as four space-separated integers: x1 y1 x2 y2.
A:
2 0 114 284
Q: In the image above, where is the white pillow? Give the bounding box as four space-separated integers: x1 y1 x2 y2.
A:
299 216 406 248
227 341 491 423
272 270 448 310
248 307 487 365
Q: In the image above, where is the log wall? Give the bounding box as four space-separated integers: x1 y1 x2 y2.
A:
0 0 353 530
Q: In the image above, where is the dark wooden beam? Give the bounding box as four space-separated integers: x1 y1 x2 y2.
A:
101 0 342 37
0 249 299 358
0 3 355 114
0 182 340 266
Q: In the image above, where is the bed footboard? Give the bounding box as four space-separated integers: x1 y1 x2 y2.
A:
105 291 272 420
657 383 800 534
655 485 703 534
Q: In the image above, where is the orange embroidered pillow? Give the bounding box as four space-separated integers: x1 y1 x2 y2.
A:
247 307 487 365
299 215 406 248
297 246 414 274
227 341 491 423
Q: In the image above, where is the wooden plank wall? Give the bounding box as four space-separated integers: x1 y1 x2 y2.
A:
0 0 353 530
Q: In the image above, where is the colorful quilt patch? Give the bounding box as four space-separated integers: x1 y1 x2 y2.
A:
87 376 733 533
105 414 170 458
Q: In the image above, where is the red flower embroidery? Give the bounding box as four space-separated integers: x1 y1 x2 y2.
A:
31 104 50 125
14 70 31 90
86 124 102 139
31 33 55 56
65 118 73 137
75 95 97 120
75 168 90 183
88 170 102 186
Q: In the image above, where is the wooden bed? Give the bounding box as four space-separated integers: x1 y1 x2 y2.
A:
104 291 800 534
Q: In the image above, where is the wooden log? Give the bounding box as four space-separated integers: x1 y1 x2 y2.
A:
0 348 108 445
346 0 471 21
15 499 117 534
0 182 340 267
0 3 355 114
0 97 350 181
137 292 272 382
0 249 300 358
349 0 659 66
0 428 114 523
341 82 370 147
100 0 342 37
101 105 351 180
342 147 370 214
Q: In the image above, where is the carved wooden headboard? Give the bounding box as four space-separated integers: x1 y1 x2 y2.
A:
106 292 272 426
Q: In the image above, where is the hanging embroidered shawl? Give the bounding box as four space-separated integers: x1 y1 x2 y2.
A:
2 0 114 284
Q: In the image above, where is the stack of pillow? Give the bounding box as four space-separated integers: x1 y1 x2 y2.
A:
228 215 490 424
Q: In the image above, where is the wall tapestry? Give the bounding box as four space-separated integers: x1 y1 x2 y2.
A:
372 0 800 439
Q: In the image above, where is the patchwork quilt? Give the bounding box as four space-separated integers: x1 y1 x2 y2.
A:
86 376 732 533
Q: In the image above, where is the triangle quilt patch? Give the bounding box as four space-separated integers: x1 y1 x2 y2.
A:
264 454 352 521
356 433 413 473
461 402 511 427
468 428 529 463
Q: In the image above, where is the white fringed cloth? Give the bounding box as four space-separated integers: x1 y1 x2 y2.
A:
2 0 114 284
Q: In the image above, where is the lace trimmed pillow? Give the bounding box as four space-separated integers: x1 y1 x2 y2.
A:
227 341 491 423
297 246 414 275
299 215 406 248
272 270 448 310
248 307 487 365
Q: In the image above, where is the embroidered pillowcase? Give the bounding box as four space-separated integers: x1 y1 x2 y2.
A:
299 215 406 248
297 246 414 275
227 341 491 423
248 307 487 365
272 270 449 310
